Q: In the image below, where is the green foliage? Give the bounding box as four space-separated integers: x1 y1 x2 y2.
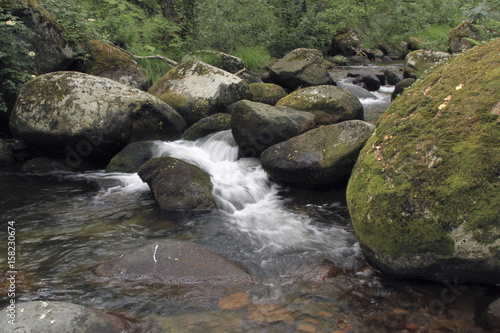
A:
0 9 35 114
234 46 270 72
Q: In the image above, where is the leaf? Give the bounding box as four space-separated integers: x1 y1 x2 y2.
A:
444 95 452 101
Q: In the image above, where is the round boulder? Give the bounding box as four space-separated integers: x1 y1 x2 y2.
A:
346 39 500 284
276 85 364 125
359 74 381 91
391 78 416 101
183 113 231 141
0 301 128 333
9 71 186 163
484 298 500 330
448 21 483 54
105 141 158 173
248 83 287 105
231 100 316 157
330 30 363 57
84 39 150 90
269 48 333 90
261 120 375 187
148 60 250 125
182 50 245 74
92 240 254 285
138 157 216 211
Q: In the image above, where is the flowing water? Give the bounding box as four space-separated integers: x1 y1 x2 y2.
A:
1 76 499 332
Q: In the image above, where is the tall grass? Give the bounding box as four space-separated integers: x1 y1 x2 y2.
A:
235 46 271 72
137 58 173 84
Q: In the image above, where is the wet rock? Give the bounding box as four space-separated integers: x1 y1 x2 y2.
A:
182 50 245 74
248 82 287 105
331 30 363 57
384 69 403 86
21 157 73 173
9 71 186 162
148 60 250 125
359 74 381 91
261 120 375 187
391 78 416 101
485 298 500 330
346 39 500 284
138 157 216 211
147 312 245 332
231 100 316 157
269 48 333 90
105 141 157 173
276 85 363 125
92 240 253 285
183 113 231 141
0 140 15 167
0 301 129 333
84 39 150 90
403 49 452 79
218 292 250 310
336 82 377 100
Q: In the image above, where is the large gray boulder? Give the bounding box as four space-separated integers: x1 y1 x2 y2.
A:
269 48 333 90
182 50 245 74
231 100 316 157
10 72 186 163
148 60 250 125
92 240 254 285
248 83 287 106
346 39 500 284
138 157 216 211
261 120 375 187
84 39 150 91
0 301 128 333
403 50 452 79
276 85 364 125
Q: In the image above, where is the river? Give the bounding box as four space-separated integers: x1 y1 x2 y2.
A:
1 65 498 332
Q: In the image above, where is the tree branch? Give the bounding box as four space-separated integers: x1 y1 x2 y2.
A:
116 47 179 66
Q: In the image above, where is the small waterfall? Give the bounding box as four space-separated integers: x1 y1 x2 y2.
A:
153 131 355 255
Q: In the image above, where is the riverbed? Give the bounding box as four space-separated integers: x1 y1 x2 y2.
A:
1 64 499 332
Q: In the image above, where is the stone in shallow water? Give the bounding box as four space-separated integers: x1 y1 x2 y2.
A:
92 240 254 285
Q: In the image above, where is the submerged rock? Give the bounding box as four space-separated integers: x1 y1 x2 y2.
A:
248 83 287 105
105 141 158 173
269 48 333 90
183 113 231 141
231 100 316 157
261 120 375 187
0 301 128 333
21 157 73 173
346 39 500 284
92 240 253 285
276 85 363 125
9 72 186 163
84 39 150 90
148 60 250 125
138 157 216 211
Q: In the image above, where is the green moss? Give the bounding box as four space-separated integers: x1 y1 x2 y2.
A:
158 91 187 110
86 40 136 75
347 38 500 256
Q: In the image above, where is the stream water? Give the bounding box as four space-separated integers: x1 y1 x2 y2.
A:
1 65 499 332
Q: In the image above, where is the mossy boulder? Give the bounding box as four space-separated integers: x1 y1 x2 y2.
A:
403 49 452 79
269 48 333 90
9 71 186 162
407 37 428 51
138 157 216 211
330 30 363 57
276 85 364 125
448 21 484 54
0 301 129 333
248 83 287 105
261 120 375 187
183 113 231 141
182 50 245 74
148 60 250 126
85 39 150 90
105 141 157 173
346 38 500 284
231 100 316 157
378 40 409 60
92 240 254 285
